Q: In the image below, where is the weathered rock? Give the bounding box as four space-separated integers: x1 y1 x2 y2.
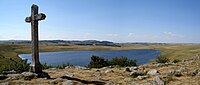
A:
65 66 75 69
124 67 131 72
130 71 141 78
102 67 108 70
6 74 23 80
105 81 116 85
93 73 101 77
65 74 74 77
130 67 138 71
152 76 165 85
2 70 16 75
124 78 132 82
176 67 188 72
76 66 89 70
108 66 114 68
147 69 159 75
50 77 64 84
186 72 196 76
137 76 148 80
21 72 37 80
0 74 7 80
62 80 74 85
155 63 166 67
164 70 176 75
0 82 10 85
196 72 200 76
105 70 114 73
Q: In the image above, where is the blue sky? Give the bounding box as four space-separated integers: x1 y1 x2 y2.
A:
0 0 200 43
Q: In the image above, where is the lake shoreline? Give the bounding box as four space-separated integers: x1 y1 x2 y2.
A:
19 49 160 66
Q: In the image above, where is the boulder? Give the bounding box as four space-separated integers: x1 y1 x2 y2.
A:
196 72 200 76
21 72 37 80
65 74 74 77
62 80 74 85
130 71 141 78
0 74 7 80
93 73 101 77
147 69 159 75
124 67 131 72
152 76 165 85
155 63 166 67
186 72 197 76
176 67 188 72
105 70 114 73
6 74 23 80
108 66 114 68
130 67 138 71
164 70 177 75
137 76 148 80
76 66 89 70
124 78 132 82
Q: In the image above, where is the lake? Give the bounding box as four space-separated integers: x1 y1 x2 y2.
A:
19 50 160 66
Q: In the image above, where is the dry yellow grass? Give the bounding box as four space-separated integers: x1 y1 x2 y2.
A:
1 44 200 84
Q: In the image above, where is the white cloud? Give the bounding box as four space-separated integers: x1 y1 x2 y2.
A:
128 33 134 37
163 32 184 38
163 32 176 37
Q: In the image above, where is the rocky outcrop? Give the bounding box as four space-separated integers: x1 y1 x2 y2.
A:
105 70 114 73
21 72 38 80
6 74 23 80
152 76 165 85
130 71 143 78
147 69 159 75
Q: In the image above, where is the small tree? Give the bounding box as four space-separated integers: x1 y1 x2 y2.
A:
156 55 169 63
88 55 109 68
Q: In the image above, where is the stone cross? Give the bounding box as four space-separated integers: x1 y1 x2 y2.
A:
25 4 46 73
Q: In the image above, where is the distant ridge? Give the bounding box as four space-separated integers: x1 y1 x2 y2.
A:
0 40 119 46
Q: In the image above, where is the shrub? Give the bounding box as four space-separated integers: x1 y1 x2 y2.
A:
42 63 53 69
109 56 137 67
0 61 30 74
155 55 169 63
14 62 30 73
88 55 109 68
88 55 137 68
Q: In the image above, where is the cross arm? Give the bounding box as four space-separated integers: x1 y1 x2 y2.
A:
25 17 31 23
35 13 46 21
25 13 46 23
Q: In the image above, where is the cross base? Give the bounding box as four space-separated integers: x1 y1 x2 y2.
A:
29 63 42 73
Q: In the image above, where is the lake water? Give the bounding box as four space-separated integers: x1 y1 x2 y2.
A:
19 50 160 66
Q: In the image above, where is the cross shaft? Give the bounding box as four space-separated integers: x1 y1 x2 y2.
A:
25 4 46 73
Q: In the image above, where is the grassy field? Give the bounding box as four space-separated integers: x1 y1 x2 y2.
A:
0 44 200 72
